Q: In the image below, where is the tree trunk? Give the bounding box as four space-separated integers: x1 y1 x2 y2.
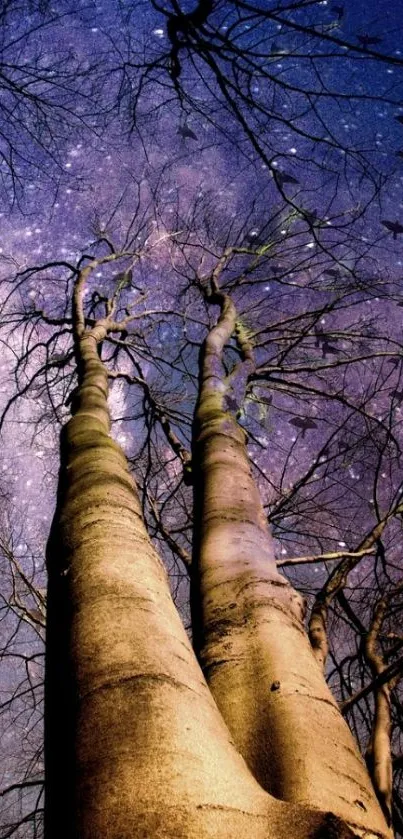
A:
45 329 364 838
191 293 391 839
364 588 403 827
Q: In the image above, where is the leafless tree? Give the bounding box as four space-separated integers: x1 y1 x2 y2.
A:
0 185 402 834
0 0 114 206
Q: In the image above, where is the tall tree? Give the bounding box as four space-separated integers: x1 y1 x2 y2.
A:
42 251 393 839
1 1 403 837
1 189 403 835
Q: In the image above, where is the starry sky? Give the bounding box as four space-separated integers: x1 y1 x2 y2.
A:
0 0 401 644
0 1 401 614
1 0 400 536
1 0 403 834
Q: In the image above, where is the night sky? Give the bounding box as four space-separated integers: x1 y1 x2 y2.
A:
0 0 403 835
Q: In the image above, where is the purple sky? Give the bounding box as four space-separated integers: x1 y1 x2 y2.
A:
0 1 403 833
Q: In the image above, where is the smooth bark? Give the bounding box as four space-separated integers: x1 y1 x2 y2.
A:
191 289 391 838
44 262 390 838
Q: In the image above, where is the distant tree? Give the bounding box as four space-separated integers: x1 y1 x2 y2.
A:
0 505 45 838
0 0 109 206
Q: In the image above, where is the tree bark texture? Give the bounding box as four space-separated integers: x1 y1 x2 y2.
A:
44 327 369 838
191 291 391 839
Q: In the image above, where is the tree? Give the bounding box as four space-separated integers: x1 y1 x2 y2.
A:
126 0 403 230
41 249 393 838
0 0 111 206
1 182 403 836
0 1 403 834
0 504 45 837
